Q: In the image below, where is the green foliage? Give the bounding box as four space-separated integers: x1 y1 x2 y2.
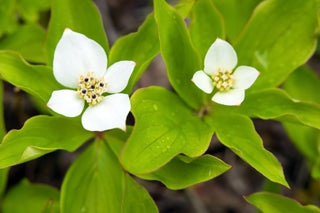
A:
109 0 195 94
61 140 157 213
108 14 159 94
0 168 9 198
120 86 213 174
106 127 230 190
138 154 231 190
283 66 320 178
0 0 16 36
45 0 108 66
246 192 320 213
16 0 51 23
0 24 46 62
283 66 320 105
235 0 319 90
211 0 261 42
0 115 93 168
205 112 288 187
0 0 319 211
189 0 225 59
154 0 207 109
0 51 63 103
2 179 60 213
234 88 320 130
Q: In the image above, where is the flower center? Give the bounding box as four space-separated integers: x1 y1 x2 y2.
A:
212 68 235 92
77 72 106 105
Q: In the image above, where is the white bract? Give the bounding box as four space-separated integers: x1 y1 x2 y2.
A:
47 28 136 131
192 38 259 106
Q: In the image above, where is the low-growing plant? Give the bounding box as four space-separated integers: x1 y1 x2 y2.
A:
0 0 319 212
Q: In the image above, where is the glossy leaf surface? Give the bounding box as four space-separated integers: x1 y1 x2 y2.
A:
205 112 288 186
106 128 230 190
2 179 60 213
211 0 261 42
235 88 320 130
246 192 320 213
0 51 63 103
109 0 195 94
189 0 225 59
61 141 157 213
0 115 93 168
154 0 208 109
235 0 319 90
121 86 212 174
0 24 46 63
139 154 231 190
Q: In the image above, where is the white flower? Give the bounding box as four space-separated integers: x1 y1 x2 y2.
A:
192 38 259 106
47 29 136 131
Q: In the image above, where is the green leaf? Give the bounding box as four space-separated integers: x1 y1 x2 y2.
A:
16 0 51 23
105 127 229 190
45 0 108 66
205 112 288 187
108 0 195 94
0 24 46 63
211 0 261 42
0 51 63 103
108 14 159 94
61 140 158 213
120 86 213 174
283 66 320 105
235 88 320 130
2 179 60 213
138 154 231 190
154 0 208 109
235 0 319 90
189 0 225 59
0 0 17 36
0 115 93 169
282 66 320 178
283 123 320 178
246 192 320 213
104 127 133 157
0 168 9 197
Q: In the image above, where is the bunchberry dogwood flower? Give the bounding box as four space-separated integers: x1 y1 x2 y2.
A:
192 38 259 106
47 28 136 131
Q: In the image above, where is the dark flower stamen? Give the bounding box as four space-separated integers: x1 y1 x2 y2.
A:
77 72 106 105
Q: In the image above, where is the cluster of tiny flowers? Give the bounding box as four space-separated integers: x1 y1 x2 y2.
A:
77 72 106 105
212 68 235 91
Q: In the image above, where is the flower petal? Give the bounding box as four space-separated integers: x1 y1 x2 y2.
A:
212 89 245 106
204 38 237 75
104 61 136 93
47 89 84 117
53 28 108 88
192 71 214 94
232 66 260 90
81 93 130 131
